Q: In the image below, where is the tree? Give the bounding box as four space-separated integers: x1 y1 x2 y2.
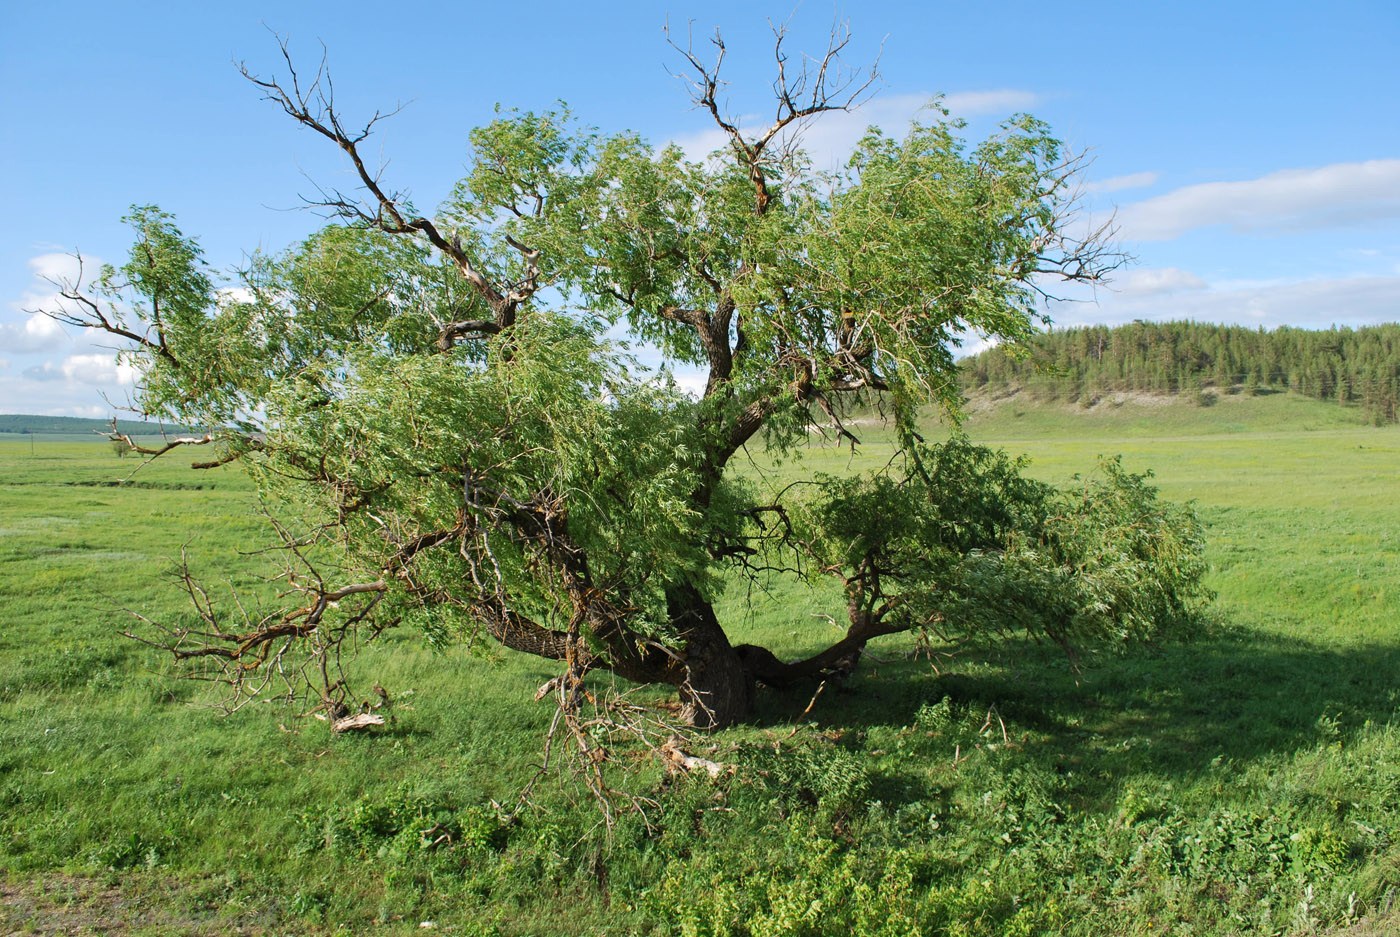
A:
46 26 1205 738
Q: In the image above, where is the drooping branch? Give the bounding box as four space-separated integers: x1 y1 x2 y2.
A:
122 534 392 717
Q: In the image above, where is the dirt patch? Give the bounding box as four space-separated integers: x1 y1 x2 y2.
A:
1322 905 1400 936
963 386 1184 415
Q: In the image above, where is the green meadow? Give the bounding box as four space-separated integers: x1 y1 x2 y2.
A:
2 392 1399 935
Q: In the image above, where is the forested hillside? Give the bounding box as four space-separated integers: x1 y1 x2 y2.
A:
961 322 1400 423
0 414 200 437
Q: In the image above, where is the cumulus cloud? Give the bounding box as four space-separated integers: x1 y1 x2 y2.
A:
0 313 68 353
20 363 61 382
21 353 139 386
0 371 131 417
670 370 708 398
217 285 256 305
1083 171 1159 195
1118 159 1400 241
26 252 88 284
671 89 1042 170
1 251 107 355
953 333 1001 358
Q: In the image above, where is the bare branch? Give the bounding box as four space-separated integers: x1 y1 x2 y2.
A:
666 19 881 214
239 37 535 333
31 254 178 366
105 423 207 456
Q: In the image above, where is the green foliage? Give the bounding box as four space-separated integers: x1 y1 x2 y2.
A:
250 310 715 639
790 436 1210 651
300 783 514 860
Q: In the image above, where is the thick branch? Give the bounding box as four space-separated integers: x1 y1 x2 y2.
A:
734 616 902 688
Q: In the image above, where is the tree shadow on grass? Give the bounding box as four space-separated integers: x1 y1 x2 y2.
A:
749 623 1400 804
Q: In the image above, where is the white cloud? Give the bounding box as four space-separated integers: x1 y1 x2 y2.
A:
0 313 68 353
1060 274 1400 331
1119 267 1208 295
670 370 707 398
954 334 1001 358
1119 159 1400 241
217 285 256 305
22 353 139 386
0 371 132 417
0 345 141 416
0 249 153 415
1084 171 1159 195
1 250 108 355
26 252 87 284
671 90 1042 171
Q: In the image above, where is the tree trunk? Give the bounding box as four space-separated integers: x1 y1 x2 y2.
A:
666 585 753 729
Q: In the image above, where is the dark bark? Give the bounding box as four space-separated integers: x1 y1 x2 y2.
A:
656 583 894 727
665 584 753 728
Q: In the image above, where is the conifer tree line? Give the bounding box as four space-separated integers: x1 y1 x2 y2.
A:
960 321 1400 424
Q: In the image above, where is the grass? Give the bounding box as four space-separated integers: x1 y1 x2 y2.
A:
1 392 1399 935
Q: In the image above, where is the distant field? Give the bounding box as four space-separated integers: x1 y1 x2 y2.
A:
2 393 1398 935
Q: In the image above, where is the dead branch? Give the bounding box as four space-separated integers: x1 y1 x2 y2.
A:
660 737 733 778
32 254 178 365
666 19 881 213
331 712 385 733
239 38 538 333
123 516 392 719
103 419 255 471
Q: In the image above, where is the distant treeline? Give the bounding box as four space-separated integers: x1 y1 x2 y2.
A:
0 414 202 437
961 321 1400 424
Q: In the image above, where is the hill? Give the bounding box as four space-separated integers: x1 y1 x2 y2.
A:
956 385 1370 438
0 413 201 437
961 320 1400 424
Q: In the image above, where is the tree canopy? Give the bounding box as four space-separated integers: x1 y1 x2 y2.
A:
47 27 1208 746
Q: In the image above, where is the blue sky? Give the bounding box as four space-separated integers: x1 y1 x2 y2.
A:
2 0 1398 416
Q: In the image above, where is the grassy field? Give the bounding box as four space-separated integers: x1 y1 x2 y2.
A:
2 392 1398 935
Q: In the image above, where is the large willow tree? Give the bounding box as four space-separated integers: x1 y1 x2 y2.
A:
51 28 1206 733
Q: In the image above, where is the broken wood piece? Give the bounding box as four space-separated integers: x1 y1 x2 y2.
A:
331 712 385 733
660 737 732 778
